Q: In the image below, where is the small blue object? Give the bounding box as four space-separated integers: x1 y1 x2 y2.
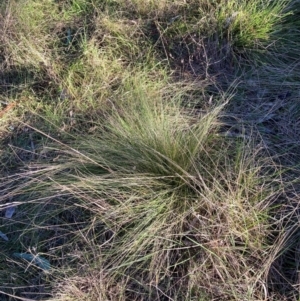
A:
13 253 50 270
66 28 71 45
0 231 8 241
5 206 15 218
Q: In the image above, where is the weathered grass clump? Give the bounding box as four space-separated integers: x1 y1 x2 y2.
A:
0 91 285 300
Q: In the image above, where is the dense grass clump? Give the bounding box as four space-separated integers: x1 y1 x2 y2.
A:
0 94 281 300
1 0 300 300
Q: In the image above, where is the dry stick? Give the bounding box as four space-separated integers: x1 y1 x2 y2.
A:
19 121 113 173
0 290 35 301
0 102 16 118
29 132 36 160
154 21 171 67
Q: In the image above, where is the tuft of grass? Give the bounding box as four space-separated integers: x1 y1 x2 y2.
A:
216 0 290 49
0 91 285 300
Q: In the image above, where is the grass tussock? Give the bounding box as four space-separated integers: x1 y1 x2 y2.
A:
1 0 300 300
1 97 281 300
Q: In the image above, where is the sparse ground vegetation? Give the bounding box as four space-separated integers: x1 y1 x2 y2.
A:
1 0 300 300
